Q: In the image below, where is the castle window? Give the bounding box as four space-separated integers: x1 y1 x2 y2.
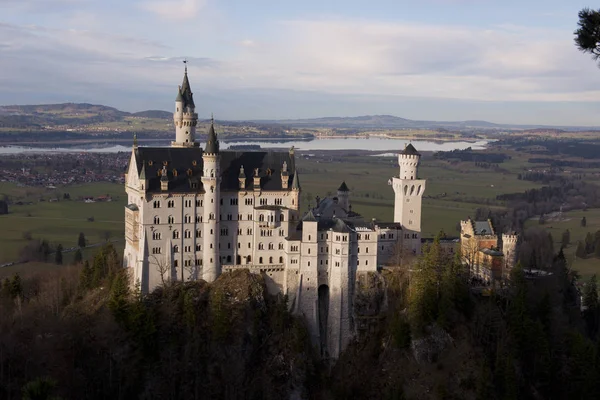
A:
152 232 162 240
173 230 180 239
357 247 360 253
308 235 311 241
238 214 242 221
196 244 201 251
366 260 369 266
259 243 264 250
245 198 253 205
174 260 178 267
259 214 265 222
227 255 232 263
196 216 202 223
269 243 274 250
154 216 160 224
184 230 191 239
153 200 161 208
196 200 202 207
269 256 273 263
168 200 175 208
259 257 263 264
248 214 252 220
279 214 284 222
227 214 232 221
308 261 311 267
167 215 173 223
184 246 191 253
366 247 369 253
184 215 191 223
308 248 310 254
173 245 179 253
279 243 284 250
152 247 161 254
230 198 238 206
279 256 283 263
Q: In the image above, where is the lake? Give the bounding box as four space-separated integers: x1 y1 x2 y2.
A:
0 138 490 154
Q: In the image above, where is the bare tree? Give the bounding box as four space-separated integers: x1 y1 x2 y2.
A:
149 254 171 286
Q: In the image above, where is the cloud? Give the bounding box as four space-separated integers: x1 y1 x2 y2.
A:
140 0 207 20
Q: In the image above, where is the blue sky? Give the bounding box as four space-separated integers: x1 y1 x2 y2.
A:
1 0 599 125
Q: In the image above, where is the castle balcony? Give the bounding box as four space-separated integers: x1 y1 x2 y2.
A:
222 264 285 273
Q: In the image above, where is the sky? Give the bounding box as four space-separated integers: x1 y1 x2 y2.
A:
1 0 599 126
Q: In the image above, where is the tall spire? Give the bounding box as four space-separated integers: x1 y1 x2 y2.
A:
178 59 194 108
205 115 220 154
133 132 138 149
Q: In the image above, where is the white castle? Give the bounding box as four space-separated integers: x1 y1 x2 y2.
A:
123 68 426 359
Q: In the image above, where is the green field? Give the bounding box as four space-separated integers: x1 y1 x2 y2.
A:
0 183 125 264
524 209 600 278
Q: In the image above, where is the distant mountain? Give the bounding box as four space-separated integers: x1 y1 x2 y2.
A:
1 103 599 132
258 115 600 131
132 110 172 119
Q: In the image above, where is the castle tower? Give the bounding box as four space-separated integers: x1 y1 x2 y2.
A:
172 63 199 148
337 181 350 211
391 144 426 254
502 233 518 273
202 118 221 281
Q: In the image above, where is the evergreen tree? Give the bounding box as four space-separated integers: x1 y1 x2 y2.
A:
54 244 63 265
561 229 571 248
9 274 22 299
73 248 83 264
77 232 86 248
21 377 62 400
108 270 130 326
583 275 599 336
576 241 587 259
79 260 93 290
40 240 51 262
582 216 587 227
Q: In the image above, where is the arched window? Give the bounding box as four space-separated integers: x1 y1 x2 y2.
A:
184 214 191 223
168 215 174 224
259 214 265 222
259 243 264 250
173 245 179 253
269 256 273 264
268 243 274 250
403 185 408 195
279 214 284 222
184 230 191 238
410 185 415 195
279 256 283 263
259 257 263 264
154 216 160 224
247 255 252 263
227 255 232 263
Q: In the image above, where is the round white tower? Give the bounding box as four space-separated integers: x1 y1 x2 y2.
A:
502 233 519 272
202 119 221 282
398 143 420 180
172 64 199 148
391 143 426 255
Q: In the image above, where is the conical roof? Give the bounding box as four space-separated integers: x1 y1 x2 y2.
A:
303 210 317 222
178 70 195 108
291 170 300 190
402 143 420 156
205 120 219 154
338 181 349 192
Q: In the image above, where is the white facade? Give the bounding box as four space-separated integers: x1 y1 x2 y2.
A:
123 69 426 359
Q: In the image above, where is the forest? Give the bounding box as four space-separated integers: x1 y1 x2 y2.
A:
2 238 600 399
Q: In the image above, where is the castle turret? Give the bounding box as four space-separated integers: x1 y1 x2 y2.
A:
391 143 426 254
337 181 350 211
172 63 199 148
502 233 518 274
202 118 221 281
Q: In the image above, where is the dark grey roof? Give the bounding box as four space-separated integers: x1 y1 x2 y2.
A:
133 147 297 193
175 89 183 102
303 210 317 222
205 122 219 154
338 181 349 192
474 220 494 235
126 204 139 211
402 143 420 156
374 222 403 229
180 71 195 109
291 170 300 190
481 248 503 256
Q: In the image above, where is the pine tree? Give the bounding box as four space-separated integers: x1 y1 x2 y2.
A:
54 244 63 265
562 229 571 248
576 241 587 259
108 270 130 326
582 216 587 227
79 260 93 290
73 248 83 264
77 232 86 248
9 274 22 299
